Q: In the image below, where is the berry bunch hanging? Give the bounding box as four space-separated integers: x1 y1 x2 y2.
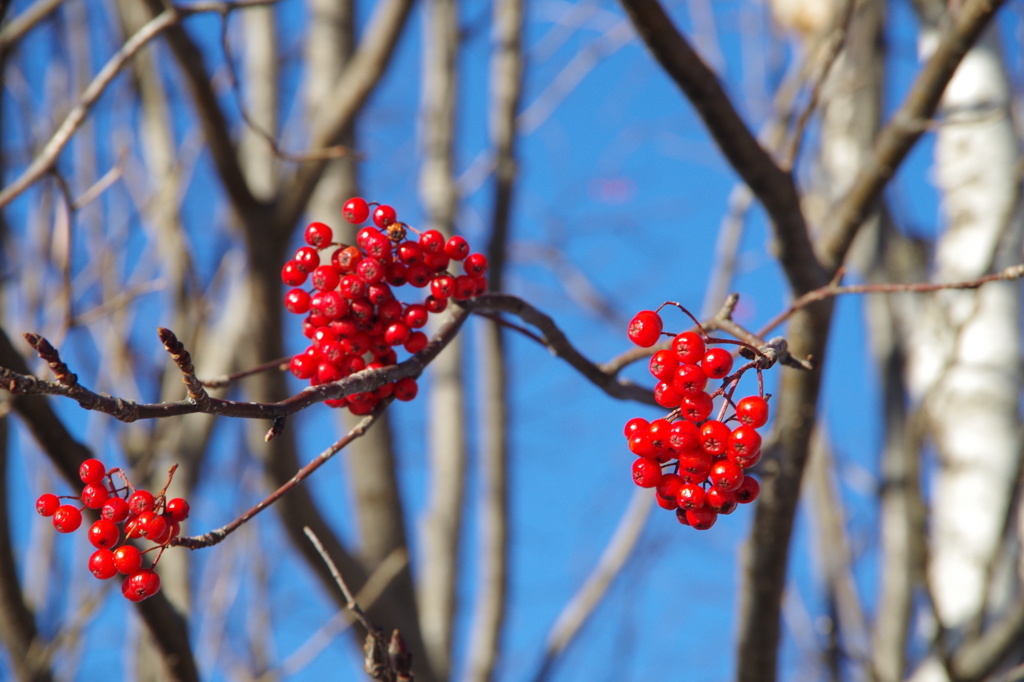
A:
282 198 488 414
624 304 771 531
35 459 189 601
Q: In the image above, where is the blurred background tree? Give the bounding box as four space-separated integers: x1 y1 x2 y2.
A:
0 0 1022 681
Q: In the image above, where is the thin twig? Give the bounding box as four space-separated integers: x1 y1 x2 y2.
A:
198 356 289 388
303 527 374 630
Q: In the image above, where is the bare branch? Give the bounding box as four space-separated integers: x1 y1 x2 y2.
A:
158 327 210 409
198 356 289 388
617 0 827 296
0 0 64 53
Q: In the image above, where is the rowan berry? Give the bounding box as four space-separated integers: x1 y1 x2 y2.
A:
676 508 690 526
394 378 419 401
311 265 340 292
735 476 760 503
676 483 706 510
464 253 488 277
404 332 428 354
420 230 445 253
706 488 737 514
284 289 311 314
677 449 712 481
89 549 118 580
631 458 662 488
407 264 432 288
453 275 476 300
656 473 683 502
367 284 394 306
656 491 679 510
332 245 362 272
79 459 106 485
623 417 649 439
403 304 428 329
649 349 679 381
52 505 82 533
627 311 663 347
736 396 769 428
81 483 109 509
124 515 146 539
702 348 734 379
122 569 161 602
167 499 190 522
317 361 343 383
686 505 718 530
444 236 469 260
671 363 707 395
668 420 699 451
653 381 682 408
150 515 174 545
728 425 762 458
357 257 386 284
424 252 450 272
127 490 155 515
36 493 60 516
113 545 143 575
385 323 411 346
373 205 397 228
472 276 488 295
343 197 370 223
628 431 656 458
699 420 730 455
386 263 409 286
709 460 743 492
431 274 455 299
398 242 425 265
293 247 320 273
425 295 447 313
672 331 705 364
305 222 333 248
680 392 713 422
88 519 120 549
647 419 673 452
101 497 130 523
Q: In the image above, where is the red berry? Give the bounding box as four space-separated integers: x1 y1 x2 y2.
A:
113 545 143 575
699 420 731 455
656 491 679 510
124 516 146 539
318 361 343 383
656 473 683 502
150 514 174 545
127 490 155 515
464 253 488 277
404 304 429 329
706 487 737 514
628 431 655 458
101 497 130 523
671 363 707 395
290 354 316 379
677 449 712 481
668 420 699 451
735 476 760 503
731 448 762 470
356 257 386 284
312 291 348 320
89 549 118 580
472 276 488 295
728 425 762 459
284 289 311 314
332 245 362 272
431 274 455 299
394 377 419 401
425 251 451 272
623 417 649 439
343 197 370 223
407 264 432 288
36 493 60 516
676 483 706 510
166 498 190 522
52 505 82 533
680 392 713 422
672 332 705 364
425 295 447 313
385 263 409 286
122 569 161 602
647 419 672 452
81 483 109 509
404 332 428 354
339 275 366 299
444 236 470 260
686 505 718 530
653 381 682 408
649 350 679 381
281 260 307 286
385 323 411 346
305 222 333 248
676 508 691 526
420 230 446 254
631 458 662 488
453 275 476 300
79 459 106 485
736 396 770 428
398 242 425 265
88 519 120 549
702 348 734 379
709 460 743 492
372 205 397 228
293 246 320 273
627 311 663 347
311 265 340 292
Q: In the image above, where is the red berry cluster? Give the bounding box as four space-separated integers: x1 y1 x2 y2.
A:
35 459 190 602
282 198 488 414
625 307 768 531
